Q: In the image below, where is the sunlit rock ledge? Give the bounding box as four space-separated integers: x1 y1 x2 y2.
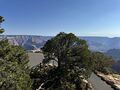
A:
95 71 120 90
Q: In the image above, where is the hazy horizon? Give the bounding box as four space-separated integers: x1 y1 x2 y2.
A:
1 34 120 38
1 0 120 37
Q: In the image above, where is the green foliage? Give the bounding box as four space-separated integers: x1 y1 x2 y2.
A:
0 29 4 34
0 40 29 70
0 17 32 89
30 64 88 90
0 59 32 90
31 32 93 90
0 40 32 90
30 64 56 90
0 16 4 34
0 16 4 23
91 52 114 74
42 32 91 72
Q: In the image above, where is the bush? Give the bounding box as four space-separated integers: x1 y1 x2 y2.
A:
101 67 114 75
0 59 32 90
0 40 32 90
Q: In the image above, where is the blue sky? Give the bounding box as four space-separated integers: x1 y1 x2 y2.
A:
0 0 120 37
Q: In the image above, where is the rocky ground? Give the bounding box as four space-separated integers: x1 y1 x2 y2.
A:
96 72 120 90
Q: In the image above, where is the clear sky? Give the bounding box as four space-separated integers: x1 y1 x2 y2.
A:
0 0 120 37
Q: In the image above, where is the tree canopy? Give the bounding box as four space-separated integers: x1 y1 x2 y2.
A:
0 16 32 90
31 32 93 90
0 59 32 90
0 40 32 90
0 16 4 34
42 32 90 68
42 32 93 77
91 52 114 74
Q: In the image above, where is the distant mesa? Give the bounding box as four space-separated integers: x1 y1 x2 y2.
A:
1 35 120 52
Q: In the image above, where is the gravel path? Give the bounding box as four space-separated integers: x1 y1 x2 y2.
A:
89 73 114 90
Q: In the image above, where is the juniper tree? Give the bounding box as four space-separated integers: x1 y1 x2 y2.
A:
31 32 93 90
